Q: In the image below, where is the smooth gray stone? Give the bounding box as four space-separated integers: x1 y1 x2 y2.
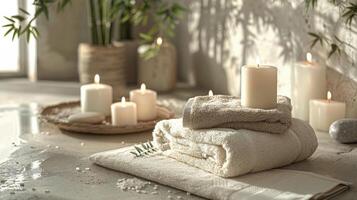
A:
68 112 105 124
329 118 357 143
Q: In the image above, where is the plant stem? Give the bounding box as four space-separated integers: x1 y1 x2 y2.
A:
108 0 114 43
118 20 132 41
98 0 106 45
89 0 98 45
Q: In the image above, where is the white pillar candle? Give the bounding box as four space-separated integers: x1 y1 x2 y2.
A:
309 91 346 132
111 97 137 126
80 74 113 115
241 61 277 109
292 53 326 121
130 83 157 121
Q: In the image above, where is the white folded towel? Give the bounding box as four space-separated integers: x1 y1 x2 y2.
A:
153 118 318 177
90 147 350 200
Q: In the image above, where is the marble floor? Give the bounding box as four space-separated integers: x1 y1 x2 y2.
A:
0 79 356 200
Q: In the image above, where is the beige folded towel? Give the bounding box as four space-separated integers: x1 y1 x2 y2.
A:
183 95 292 134
90 147 350 200
154 118 317 177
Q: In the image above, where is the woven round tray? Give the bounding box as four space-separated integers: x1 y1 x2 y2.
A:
41 101 175 134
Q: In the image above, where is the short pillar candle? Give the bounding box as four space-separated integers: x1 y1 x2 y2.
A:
111 97 137 126
80 74 112 115
130 83 157 121
241 61 277 109
309 91 346 132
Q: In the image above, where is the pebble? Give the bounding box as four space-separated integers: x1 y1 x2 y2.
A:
177 196 183 199
168 195 173 199
85 167 90 171
76 167 81 172
20 182 25 187
68 112 105 124
80 142 85 147
32 188 36 191
186 192 191 196
45 190 50 193
330 119 357 143
55 146 59 149
151 191 158 195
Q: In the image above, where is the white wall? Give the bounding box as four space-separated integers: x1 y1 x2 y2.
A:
174 0 357 117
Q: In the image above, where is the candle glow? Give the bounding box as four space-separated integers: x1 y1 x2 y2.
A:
327 91 332 102
208 90 213 96
156 37 163 46
94 74 100 84
306 52 312 63
121 96 126 103
141 83 146 92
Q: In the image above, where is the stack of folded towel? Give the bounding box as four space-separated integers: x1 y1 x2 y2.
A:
153 95 318 177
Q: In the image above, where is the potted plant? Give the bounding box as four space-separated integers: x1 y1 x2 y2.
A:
3 0 135 98
136 1 185 92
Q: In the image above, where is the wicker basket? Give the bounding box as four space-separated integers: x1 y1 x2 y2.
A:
78 43 127 99
113 40 139 84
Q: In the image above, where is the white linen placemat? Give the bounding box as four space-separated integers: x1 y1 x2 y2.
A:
90 147 350 200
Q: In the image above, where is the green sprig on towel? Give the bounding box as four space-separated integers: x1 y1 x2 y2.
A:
130 142 157 157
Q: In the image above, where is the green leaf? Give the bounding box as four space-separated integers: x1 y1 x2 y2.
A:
2 24 13 28
328 43 341 58
12 29 18 41
139 33 153 42
4 16 15 23
12 15 26 21
19 8 30 15
4 26 14 37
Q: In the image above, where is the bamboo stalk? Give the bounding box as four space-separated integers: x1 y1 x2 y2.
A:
98 0 106 45
89 0 98 45
118 21 132 41
108 0 114 43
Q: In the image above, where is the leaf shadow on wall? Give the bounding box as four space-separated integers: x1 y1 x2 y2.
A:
176 0 357 98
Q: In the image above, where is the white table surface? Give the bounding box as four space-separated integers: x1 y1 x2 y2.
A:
0 79 356 200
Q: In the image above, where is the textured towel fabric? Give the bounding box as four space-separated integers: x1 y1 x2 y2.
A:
90 147 350 200
153 118 317 177
183 95 292 134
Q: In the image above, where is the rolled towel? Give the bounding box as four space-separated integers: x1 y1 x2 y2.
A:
153 118 317 177
183 95 292 134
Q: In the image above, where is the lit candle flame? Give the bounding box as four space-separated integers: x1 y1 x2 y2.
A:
94 74 100 84
140 83 146 92
208 90 213 96
256 57 260 67
121 96 126 103
327 91 332 102
156 37 163 46
306 52 312 63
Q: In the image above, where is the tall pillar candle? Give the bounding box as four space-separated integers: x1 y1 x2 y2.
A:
130 83 157 121
111 97 137 126
292 53 326 121
309 91 346 132
80 74 112 115
241 63 277 109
